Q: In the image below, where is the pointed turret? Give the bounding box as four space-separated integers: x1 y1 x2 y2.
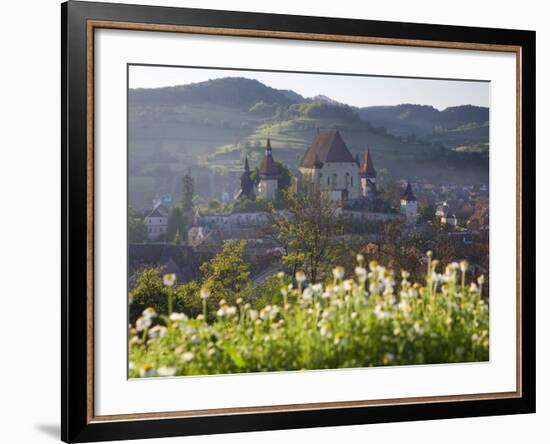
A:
400 181 418 224
259 138 279 179
401 181 417 202
360 148 377 178
257 139 279 200
239 156 255 200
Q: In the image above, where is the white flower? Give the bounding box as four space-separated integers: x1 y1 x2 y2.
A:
398 300 411 315
142 307 157 319
217 305 237 318
295 271 306 283
163 273 176 287
401 270 410 280
181 352 194 363
332 266 345 280
459 260 469 273
169 312 188 321
260 305 279 320
343 279 353 291
355 266 367 282
374 304 392 320
477 275 485 285
302 287 313 301
249 309 258 321
200 288 211 300
148 325 167 339
136 316 152 332
356 254 365 264
157 367 176 377
190 334 201 344
312 283 323 293
277 271 285 279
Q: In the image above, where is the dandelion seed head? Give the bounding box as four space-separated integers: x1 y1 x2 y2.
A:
302 287 313 301
163 273 176 287
136 316 152 332
142 307 157 319
170 312 188 321
332 266 345 280
148 325 167 339
181 352 194 363
157 367 176 377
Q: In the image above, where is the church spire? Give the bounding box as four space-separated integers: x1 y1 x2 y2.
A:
360 148 377 178
239 156 255 200
259 138 279 179
402 181 417 202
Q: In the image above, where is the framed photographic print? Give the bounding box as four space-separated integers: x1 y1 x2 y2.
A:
61 1 536 442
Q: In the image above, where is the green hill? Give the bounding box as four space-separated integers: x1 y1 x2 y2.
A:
128 78 489 208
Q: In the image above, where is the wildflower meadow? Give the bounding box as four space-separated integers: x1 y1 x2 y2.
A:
129 254 489 378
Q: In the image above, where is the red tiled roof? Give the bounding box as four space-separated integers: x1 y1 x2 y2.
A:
300 129 355 168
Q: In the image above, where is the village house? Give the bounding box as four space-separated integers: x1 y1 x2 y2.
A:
144 207 168 240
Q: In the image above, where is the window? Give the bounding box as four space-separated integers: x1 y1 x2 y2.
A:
351 176 354 186
327 176 330 185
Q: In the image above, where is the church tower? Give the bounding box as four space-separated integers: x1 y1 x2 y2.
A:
257 139 279 200
360 148 377 199
400 181 418 223
237 157 255 200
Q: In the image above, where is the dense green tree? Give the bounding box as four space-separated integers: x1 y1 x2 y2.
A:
128 207 148 243
181 168 194 215
418 202 436 222
178 168 195 241
200 240 251 307
167 207 186 242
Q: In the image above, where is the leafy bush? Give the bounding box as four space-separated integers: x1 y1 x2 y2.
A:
129 254 488 377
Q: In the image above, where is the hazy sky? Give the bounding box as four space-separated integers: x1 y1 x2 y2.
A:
129 65 490 110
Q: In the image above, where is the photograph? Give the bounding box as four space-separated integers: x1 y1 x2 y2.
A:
127 65 491 378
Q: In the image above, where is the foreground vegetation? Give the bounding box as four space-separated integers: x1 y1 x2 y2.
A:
129 254 489 377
